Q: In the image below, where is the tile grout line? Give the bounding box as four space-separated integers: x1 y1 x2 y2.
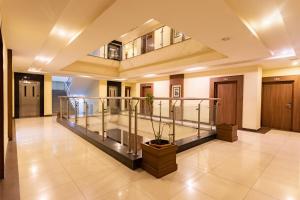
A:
241 135 287 200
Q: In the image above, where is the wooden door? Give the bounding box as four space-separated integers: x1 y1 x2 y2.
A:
262 82 293 130
215 82 237 125
140 85 153 115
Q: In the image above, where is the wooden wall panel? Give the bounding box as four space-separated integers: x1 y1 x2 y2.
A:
169 74 184 119
0 28 4 179
7 49 12 140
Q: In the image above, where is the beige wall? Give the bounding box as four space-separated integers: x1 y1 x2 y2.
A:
137 66 263 130
44 75 52 115
153 80 169 117
184 76 210 122
242 69 262 129
99 80 107 97
263 67 300 77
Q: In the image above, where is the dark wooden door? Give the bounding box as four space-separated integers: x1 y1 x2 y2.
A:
215 82 237 125
262 82 293 130
140 86 153 115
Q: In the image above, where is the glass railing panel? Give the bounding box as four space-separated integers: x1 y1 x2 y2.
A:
58 97 219 156
89 26 190 61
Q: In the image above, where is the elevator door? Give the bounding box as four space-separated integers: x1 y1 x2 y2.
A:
19 80 40 117
108 86 119 111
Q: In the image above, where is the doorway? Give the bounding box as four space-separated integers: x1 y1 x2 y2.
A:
210 75 243 128
141 32 154 54
19 80 40 117
262 82 293 130
140 84 153 115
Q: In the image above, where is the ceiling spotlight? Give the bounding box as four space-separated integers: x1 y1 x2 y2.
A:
221 37 231 41
35 55 53 64
143 74 156 78
185 66 207 72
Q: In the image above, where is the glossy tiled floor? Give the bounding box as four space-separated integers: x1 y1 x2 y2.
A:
4 117 300 199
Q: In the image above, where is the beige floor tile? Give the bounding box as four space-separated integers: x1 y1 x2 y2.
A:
98 184 154 200
188 173 250 200
8 117 300 200
244 190 278 200
132 177 187 199
19 170 74 199
170 186 216 200
22 181 85 200
211 161 264 187
253 177 300 200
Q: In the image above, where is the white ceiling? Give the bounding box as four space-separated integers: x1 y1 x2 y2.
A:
2 0 300 78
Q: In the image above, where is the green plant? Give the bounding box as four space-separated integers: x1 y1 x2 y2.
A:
145 94 170 144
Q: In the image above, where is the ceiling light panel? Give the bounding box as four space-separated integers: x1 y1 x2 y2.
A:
143 74 156 78
185 66 207 72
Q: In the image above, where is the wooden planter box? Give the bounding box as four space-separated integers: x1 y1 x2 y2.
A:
141 143 178 178
216 124 238 142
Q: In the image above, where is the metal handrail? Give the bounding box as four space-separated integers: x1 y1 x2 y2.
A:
58 96 220 101
59 96 219 156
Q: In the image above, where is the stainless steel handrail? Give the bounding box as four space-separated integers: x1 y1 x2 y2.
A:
58 96 219 156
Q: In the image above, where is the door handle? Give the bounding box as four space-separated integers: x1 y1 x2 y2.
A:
286 103 292 109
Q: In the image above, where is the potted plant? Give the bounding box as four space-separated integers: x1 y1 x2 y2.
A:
141 94 178 178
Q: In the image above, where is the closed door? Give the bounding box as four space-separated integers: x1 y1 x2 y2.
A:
19 80 40 117
108 86 118 109
140 86 153 115
262 82 293 130
215 82 237 125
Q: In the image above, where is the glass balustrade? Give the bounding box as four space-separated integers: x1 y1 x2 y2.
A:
88 26 190 61
59 96 219 156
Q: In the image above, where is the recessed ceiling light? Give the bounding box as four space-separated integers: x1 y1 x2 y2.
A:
185 66 207 72
292 60 300 66
51 26 81 45
267 48 296 60
144 19 154 24
114 78 127 81
120 33 128 38
28 67 42 73
80 75 91 78
259 10 283 29
35 55 53 64
143 74 156 78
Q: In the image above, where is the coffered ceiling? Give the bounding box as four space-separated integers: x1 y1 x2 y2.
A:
1 0 300 79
